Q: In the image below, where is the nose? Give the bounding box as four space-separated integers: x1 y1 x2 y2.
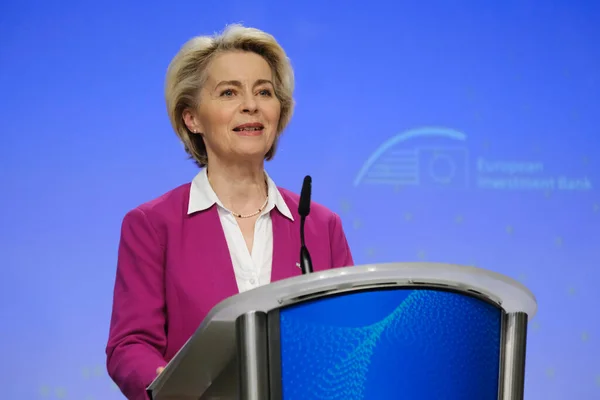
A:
241 92 258 114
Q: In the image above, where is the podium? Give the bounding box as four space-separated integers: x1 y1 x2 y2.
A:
147 262 537 400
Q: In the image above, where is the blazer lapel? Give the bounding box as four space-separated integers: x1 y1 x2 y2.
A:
271 209 301 282
191 206 238 297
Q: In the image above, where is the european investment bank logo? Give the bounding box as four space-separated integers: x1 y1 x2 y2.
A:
353 127 593 192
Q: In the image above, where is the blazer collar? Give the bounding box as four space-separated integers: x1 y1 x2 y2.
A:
187 168 294 221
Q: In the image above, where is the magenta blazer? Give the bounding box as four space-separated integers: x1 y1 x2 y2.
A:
105 182 354 399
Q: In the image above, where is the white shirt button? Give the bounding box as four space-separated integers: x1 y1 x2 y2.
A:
250 279 256 285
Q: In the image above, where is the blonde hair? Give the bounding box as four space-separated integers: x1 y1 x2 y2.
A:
165 24 295 167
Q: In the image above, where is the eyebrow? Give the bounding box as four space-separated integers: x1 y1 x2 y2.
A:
214 79 274 90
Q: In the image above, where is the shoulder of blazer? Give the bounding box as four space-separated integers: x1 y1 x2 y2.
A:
125 182 192 229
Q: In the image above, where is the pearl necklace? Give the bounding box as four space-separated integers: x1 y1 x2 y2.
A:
228 196 269 219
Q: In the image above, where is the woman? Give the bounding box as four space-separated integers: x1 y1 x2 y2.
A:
105 24 354 399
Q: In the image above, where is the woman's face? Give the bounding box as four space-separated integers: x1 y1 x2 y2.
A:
185 51 282 166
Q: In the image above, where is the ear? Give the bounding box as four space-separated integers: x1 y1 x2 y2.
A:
182 108 204 134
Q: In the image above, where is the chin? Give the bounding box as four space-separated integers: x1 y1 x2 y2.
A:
232 147 270 161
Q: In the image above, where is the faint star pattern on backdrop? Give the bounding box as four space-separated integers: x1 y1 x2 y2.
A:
40 364 115 399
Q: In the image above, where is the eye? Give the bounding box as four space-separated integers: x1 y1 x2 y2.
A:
220 89 235 97
258 88 273 97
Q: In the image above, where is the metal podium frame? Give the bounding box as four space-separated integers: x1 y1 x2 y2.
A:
147 262 536 400
238 285 528 400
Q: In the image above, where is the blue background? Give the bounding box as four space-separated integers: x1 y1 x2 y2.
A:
1 0 599 399
279 289 502 400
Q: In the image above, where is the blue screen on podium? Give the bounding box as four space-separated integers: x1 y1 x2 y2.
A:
277 288 502 400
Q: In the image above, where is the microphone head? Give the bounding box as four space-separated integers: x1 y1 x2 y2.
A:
298 175 312 217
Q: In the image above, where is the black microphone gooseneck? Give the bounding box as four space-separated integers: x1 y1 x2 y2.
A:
298 175 313 275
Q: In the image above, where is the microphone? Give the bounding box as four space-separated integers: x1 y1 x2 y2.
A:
298 175 313 275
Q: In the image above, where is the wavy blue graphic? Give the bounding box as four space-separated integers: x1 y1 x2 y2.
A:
279 289 501 400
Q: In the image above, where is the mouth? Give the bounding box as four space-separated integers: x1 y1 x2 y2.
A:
233 123 264 133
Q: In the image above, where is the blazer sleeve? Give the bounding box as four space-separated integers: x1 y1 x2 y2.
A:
328 212 355 268
106 207 167 400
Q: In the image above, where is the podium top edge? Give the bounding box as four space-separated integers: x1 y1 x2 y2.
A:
208 262 538 323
